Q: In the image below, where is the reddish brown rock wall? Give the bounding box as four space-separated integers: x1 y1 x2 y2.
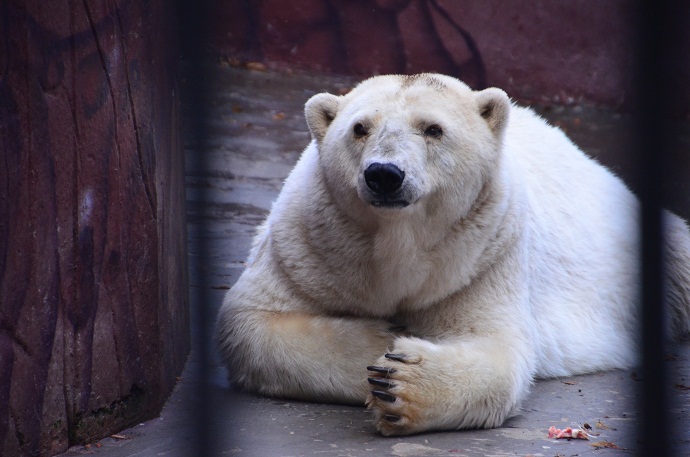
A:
210 0 689 111
0 1 189 455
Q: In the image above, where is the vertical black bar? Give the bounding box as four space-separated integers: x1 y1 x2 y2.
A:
177 0 214 456
633 1 683 455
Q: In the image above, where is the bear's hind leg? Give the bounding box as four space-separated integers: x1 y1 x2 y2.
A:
664 211 690 337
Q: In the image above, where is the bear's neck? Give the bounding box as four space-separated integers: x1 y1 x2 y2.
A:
283 164 515 315
358 173 515 311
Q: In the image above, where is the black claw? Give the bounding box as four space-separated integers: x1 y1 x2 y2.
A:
384 353 408 363
383 414 401 422
371 390 396 403
367 365 397 375
368 377 395 389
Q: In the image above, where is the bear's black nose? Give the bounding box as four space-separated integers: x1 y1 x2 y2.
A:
364 163 405 195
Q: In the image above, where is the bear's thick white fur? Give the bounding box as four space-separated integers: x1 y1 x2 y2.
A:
216 74 690 436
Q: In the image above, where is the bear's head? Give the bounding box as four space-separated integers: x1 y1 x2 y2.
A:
305 74 510 222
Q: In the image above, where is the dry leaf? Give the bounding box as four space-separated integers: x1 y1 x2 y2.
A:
595 420 616 430
589 440 623 450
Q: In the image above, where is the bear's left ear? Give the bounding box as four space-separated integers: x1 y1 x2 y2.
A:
305 93 341 143
475 88 510 135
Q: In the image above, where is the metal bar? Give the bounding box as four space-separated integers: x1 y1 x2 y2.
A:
177 0 216 455
633 1 687 455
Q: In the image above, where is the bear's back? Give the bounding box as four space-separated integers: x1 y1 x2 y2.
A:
503 106 642 377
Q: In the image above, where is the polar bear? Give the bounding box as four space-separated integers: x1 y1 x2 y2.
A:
215 73 690 436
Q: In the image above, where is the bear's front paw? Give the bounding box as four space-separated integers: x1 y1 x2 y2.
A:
365 337 520 435
365 351 432 436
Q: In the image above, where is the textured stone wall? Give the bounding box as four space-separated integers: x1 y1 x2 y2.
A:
0 1 189 455
209 0 690 111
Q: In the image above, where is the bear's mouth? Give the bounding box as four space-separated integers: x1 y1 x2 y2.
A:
369 199 410 209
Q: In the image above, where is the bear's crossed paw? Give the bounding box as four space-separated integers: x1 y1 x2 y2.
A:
365 337 520 436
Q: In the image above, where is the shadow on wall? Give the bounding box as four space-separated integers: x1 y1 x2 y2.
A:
212 0 488 90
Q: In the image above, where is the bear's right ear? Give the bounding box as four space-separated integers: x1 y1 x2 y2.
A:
305 93 340 143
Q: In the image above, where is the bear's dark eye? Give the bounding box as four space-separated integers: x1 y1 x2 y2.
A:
424 124 443 139
353 123 368 138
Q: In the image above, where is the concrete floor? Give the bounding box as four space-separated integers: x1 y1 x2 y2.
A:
57 65 690 456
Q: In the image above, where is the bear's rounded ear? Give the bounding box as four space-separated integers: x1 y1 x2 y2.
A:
475 88 510 135
305 93 340 142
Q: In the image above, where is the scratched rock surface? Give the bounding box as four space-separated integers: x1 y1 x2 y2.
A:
0 2 189 456
57 63 690 456
210 0 689 114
